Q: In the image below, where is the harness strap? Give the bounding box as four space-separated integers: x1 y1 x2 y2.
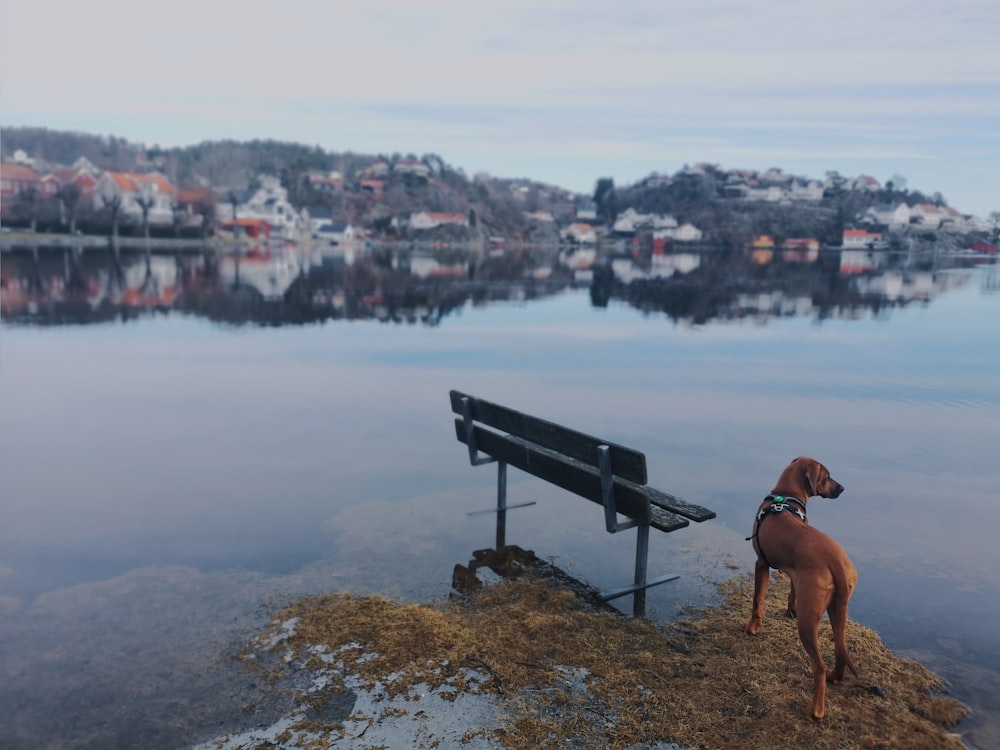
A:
746 495 807 570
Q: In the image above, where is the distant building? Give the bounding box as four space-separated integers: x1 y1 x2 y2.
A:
0 163 42 198
560 222 597 244
842 229 883 248
862 203 911 228
409 211 469 230
94 171 177 226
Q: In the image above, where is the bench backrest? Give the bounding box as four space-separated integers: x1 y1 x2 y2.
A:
449 390 648 484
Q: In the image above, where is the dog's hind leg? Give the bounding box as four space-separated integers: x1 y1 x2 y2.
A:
795 585 831 720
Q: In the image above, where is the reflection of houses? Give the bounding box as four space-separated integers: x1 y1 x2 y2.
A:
611 254 700 283
95 171 177 226
747 235 775 265
853 271 935 302
781 238 820 263
219 246 301 300
409 255 467 278
840 249 884 274
734 291 814 318
119 257 180 308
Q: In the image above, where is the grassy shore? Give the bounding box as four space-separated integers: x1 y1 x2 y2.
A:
238 571 966 750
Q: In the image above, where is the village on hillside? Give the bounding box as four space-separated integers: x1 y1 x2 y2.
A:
1 138 996 255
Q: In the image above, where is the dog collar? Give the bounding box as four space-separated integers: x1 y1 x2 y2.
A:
765 494 807 514
757 495 807 523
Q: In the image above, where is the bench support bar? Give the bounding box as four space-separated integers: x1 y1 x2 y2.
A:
599 444 637 534
466 457 538 517
600 574 681 603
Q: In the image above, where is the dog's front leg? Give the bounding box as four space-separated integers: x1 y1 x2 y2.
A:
744 560 771 635
786 575 797 618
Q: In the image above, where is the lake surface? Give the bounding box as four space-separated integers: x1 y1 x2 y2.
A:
1 241 998 748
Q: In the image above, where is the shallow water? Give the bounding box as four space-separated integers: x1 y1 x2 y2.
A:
1 243 998 748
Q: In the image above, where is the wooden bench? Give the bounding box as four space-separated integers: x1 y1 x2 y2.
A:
449 390 716 617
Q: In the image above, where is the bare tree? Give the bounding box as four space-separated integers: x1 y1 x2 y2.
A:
988 211 1000 245
57 182 83 235
136 190 155 242
102 192 124 247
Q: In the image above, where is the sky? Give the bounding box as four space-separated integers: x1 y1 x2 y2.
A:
1 0 998 217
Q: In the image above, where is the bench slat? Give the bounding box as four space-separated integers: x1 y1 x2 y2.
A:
649 506 690 532
450 390 647 484
640 486 717 523
454 419 653 525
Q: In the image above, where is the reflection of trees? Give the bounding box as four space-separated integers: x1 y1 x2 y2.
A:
1 243 991 328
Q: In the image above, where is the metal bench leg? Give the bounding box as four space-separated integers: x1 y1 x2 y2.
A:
633 523 649 617
600 522 680 617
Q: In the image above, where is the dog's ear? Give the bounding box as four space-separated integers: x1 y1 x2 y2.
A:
802 461 825 497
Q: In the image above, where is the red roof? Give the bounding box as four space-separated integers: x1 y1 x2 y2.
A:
1 163 41 181
105 171 176 195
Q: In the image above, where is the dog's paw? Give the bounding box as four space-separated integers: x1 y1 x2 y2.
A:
744 618 762 635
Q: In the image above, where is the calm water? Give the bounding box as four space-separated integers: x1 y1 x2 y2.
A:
1 242 998 748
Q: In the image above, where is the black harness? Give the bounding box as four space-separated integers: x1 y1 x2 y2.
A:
746 494 808 570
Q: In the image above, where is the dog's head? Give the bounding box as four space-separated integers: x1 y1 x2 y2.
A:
786 456 845 499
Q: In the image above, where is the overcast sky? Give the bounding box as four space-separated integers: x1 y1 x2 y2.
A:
2 0 998 216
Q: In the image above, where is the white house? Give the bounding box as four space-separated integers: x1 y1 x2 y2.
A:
393 159 432 180
653 223 703 242
613 208 679 234
863 203 911 228
409 211 469 230
560 222 597 244
842 229 883 248
850 175 881 192
94 171 176 226
910 204 945 228
315 222 356 245
787 180 824 201
221 175 308 239
746 185 786 202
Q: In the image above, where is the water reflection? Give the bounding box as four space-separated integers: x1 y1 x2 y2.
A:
2 241 993 327
2 240 999 749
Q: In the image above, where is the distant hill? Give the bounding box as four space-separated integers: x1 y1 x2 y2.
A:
1 126 982 246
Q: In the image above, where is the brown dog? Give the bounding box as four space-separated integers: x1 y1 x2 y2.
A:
744 456 858 720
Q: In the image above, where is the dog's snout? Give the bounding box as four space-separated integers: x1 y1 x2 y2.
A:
828 481 845 498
